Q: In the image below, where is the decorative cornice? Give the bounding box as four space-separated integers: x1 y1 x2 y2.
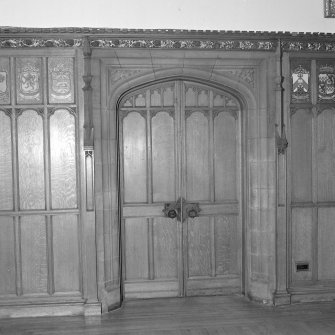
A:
90 38 276 50
0 38 82 48
0 28 335 52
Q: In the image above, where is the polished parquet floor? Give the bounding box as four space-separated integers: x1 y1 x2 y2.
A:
1 295 335 334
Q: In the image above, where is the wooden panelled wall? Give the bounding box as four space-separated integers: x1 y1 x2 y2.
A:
289 58 335 291
0 56 83 303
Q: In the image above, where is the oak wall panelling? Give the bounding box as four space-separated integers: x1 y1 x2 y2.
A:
0 49 100 318
289 57 335 300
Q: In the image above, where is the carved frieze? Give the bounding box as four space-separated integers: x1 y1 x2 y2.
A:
16 58 42 104
90 38 276 51
48 57 74 103
0 58 10 104
0 38 82 48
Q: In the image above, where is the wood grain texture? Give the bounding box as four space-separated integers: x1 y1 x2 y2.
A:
291 208 313 281
18 110 45 210
291 109 312 202
153 217 178 279
0 216 16 295
316 109 335 202
123 112 147 203
20 215 48 294
0 111 13 210
152 112 175 202
50 109 77 209
52 215 80 293
215 215 239 276
124 218 149 281
214 112 237 201
187 217 211 278
186 112 210 201
4 296 335 334
318 208 335 280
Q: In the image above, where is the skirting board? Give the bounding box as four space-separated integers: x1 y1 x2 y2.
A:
0 302 101 318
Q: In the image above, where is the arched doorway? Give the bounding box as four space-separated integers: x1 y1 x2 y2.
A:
118 80 244 299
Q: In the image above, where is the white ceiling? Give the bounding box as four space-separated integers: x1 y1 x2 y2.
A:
2 0 335 33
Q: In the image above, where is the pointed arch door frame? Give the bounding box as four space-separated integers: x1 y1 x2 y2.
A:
94 63 272 311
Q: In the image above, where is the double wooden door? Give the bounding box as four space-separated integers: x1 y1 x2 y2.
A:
119 80 242 299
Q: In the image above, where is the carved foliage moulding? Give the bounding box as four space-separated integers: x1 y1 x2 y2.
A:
91 39 276 51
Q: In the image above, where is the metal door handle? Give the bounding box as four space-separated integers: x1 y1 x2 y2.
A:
163 198 200 221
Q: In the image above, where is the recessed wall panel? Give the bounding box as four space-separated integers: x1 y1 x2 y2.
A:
21 215 48 294
0 111 13 210
18 110 45 210
53 215 80 292
50 109 77 209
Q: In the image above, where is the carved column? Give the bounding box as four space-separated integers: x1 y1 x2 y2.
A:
274 42 291 305
83 36 93 147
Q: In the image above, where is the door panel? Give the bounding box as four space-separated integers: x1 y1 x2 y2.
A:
120 80 241 299
185 111 210 201
152 111 176 202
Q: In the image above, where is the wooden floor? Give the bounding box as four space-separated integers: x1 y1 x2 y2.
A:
1 295 335 334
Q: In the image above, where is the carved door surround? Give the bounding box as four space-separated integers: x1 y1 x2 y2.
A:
93 54 278 311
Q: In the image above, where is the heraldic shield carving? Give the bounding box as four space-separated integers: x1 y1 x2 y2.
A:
48 57 74 103
318 61 335 102
0 57 10 104
291 61 311 103
16 58 42 104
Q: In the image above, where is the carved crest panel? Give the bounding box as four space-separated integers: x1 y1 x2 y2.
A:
16 58 42 104
0 58 10 104
317 61 335 102
291 61 311 103
48 57 74 104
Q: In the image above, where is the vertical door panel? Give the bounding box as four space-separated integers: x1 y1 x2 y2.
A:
152 112 175 202
153 217 178 279
124 218 149 281
187 217 211 277
214 112 237 201
186 112 210 201
215 215 239 276
123 112 147 203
